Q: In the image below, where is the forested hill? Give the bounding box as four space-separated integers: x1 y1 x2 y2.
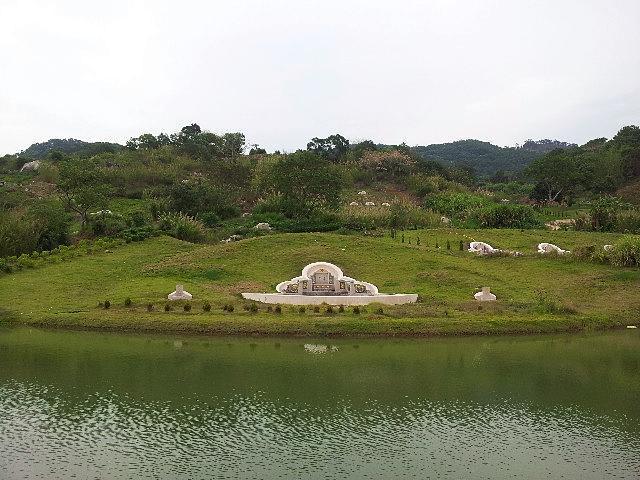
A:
407 139 576 177
20 138 123 158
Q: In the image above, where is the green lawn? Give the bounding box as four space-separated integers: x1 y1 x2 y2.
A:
1 228 639 336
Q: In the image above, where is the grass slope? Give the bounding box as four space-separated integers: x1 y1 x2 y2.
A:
1 229 639 336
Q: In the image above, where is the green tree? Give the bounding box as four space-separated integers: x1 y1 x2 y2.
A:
526 149 585 202
307 134 349 162
57 160 112 225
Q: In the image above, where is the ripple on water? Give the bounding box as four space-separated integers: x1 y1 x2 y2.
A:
0 380 639 479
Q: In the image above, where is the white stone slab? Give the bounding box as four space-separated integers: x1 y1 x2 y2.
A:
241 293 418 306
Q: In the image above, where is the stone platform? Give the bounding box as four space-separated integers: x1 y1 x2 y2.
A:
241 293 418 306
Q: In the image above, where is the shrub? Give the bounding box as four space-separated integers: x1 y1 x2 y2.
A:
249 303 258 313
159 212 207 243
424 193 490 220
298 306 306 314
353 306 360 314
274 305 282 314
615 210 640 233
104 300 111 309
374 307 384 315
313 306 320 313
472 204 540 229
203 302 212 312
183 303 191 312
146 303 154 312
326 305 334 314
124 297 132 307
164 303 172 312
267 306 273 312
609 236 640 267
338 305 344 313
590 196 627 232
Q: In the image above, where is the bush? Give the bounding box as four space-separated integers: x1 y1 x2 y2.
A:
203 302 211 312
146 303 154 312
274 305 282 314
313 306 320 313
159 212 207 243
338 305 344 313
424 193 490 220
590 196 627 232
183 303 191 312
609 236 640 267
615 210 640 233
249 303 258 313
471 203 540 229
124 297 132 307
326 305 334 314
164 303 172 312
374 307 384 314
298 306 306 314
104 300 111 309
353 306 360 314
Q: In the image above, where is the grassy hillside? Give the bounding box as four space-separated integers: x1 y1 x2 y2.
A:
1 229 638 336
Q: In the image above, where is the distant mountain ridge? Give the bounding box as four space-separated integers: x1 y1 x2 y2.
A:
408 139 577 177
20 138 123 159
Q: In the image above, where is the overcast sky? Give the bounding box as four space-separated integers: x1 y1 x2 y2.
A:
1 0 639 154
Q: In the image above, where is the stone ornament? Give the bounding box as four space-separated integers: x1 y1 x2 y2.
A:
168 284 192 301
474 287 496 301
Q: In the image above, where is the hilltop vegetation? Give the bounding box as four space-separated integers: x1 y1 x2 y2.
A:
1 122 640 266
20 138 123 159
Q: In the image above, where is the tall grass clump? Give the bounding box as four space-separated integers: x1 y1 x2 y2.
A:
608 236 640 267
159 212 207 243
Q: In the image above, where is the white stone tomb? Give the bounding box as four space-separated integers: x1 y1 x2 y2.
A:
242 262 418 306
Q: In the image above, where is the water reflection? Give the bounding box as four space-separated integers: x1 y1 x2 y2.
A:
0 328 639 479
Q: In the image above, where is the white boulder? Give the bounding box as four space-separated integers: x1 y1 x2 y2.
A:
358 190 367 195
349 201 359 206
168 284 192 301
538 243 570 255
20 160 40 172
474 287 496 302
603 244 614 252
468 241 500 255
365 201 376 206
254 222 272 231
381 202 390 207
441 216 451 225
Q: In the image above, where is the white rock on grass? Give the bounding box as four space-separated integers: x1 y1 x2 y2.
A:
349 201 359 206
20 160 40 172
254 222 271 231
468 241 500 255
537 243 570 255
365 201 376 206
441 216 451 225
168 284 192 301
604 244 614 251
381 202 390 207
357 190 367 195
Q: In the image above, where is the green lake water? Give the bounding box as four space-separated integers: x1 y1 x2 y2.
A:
0 327 639 479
